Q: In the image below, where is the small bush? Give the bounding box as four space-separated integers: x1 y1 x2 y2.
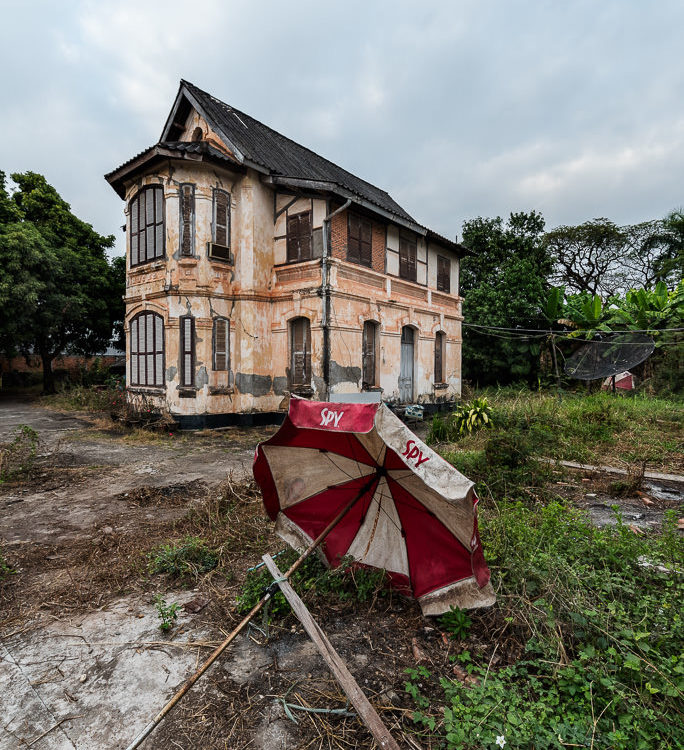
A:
153 594 180 632
0 424 39 480
427 397 494 443
148 536 218 579
484 430 532 469
439 605 472 640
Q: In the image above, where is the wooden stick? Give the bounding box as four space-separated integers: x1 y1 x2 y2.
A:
124 473 378 750
263 554 400 750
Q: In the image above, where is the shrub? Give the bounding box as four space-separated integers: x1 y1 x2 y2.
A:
427 397 494 443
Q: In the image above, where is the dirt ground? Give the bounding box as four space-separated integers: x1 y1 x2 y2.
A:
1 398 682 750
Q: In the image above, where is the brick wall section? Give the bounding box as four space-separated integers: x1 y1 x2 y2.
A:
330 210 347 260
371 223 385 273
330 209 386 274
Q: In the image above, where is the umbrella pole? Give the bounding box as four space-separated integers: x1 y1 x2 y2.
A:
125 474 378 750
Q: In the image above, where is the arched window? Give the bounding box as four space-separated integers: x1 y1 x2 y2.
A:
362 321 378 389
130 312 164 387
213 318 230 371
129 186 165 266
290 317 311 388
435 331 446 384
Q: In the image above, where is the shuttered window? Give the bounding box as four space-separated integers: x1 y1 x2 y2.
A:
180 316 195 388
435 332 445 384
130 312 164 387
362 321 377 389
290 317 311 387
286 212 312 262
129 186 164 266
437 255 451 293
399 233 417 282
179 183 195 256
212 189 230 247
348 213 372 267
213 317 230 371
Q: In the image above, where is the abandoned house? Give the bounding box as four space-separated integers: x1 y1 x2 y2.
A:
105 80 467 428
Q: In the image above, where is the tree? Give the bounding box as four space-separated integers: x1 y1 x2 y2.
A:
0 171 124 392
460 211 553 386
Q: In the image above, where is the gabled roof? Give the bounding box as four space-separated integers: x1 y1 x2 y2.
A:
165 80 416 225
107 80 465 253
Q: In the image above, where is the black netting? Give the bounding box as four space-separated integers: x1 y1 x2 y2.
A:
564 333 655 380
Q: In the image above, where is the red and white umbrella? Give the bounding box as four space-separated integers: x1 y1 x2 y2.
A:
254 398 495 616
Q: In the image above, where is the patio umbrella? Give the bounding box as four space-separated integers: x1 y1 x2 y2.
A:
254 397 495 615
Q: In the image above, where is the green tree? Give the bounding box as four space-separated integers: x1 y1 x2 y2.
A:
0 171 123 392
460 211 552 386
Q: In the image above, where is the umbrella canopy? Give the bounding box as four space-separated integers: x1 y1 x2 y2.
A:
254 398 495 616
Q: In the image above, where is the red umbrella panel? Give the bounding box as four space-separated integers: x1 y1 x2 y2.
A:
253 398 495 616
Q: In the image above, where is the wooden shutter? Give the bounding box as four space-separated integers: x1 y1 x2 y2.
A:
213 318 229 371
437 256 450 293
399 235 417 281
154 314 164 386
213 189 230 247
360 219 372 266
362 322 376 388
291 318 310 386
348 214 372 266
434 333 443 384
130 317 139 384
180 184 194 256
180 316 195 387
154 187 164 259
130 194 139 266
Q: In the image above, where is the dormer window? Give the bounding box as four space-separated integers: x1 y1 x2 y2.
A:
129 186 165 267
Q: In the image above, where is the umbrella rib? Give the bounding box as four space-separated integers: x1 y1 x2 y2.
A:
321 450 364 482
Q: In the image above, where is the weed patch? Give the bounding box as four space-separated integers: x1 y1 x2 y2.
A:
0 425 39 481
404 501 684 749
148 536 219 579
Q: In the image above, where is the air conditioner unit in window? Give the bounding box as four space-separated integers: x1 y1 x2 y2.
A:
208 243 232 262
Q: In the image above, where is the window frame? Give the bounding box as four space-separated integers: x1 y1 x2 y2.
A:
179 316 195 388
212 188 231 249
289 317 311 389
129 185 165 267
347 213 373 267
286 210 313 263
179 183 195 257
362 321 378 389
437 255 451 293
399 232 417 282
212 317 230 371
129 311 165 387
434 331 446 384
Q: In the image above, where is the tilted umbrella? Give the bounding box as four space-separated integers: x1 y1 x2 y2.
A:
254 397 495 615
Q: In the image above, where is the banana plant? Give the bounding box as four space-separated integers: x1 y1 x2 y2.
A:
610 280 683 333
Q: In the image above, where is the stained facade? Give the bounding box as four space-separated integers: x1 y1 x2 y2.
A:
106 81 467 427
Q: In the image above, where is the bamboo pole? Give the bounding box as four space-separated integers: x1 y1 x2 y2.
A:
124 473 379 750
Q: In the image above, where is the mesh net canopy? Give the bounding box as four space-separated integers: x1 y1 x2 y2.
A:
564 333 655 381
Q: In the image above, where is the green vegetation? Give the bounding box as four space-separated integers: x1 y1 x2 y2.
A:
43 384 123 413
405 503 683 749
0 424 39 481
153 594 180 632
0 170 124 393
438 606 472 641
428 396 493 442
431 390 682 475
237 551 388 620
148 536 219 579
0 548 15 581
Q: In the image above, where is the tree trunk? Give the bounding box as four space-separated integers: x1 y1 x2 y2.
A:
41 351 56 394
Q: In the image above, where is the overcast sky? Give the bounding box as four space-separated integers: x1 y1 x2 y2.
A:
1 0 683 255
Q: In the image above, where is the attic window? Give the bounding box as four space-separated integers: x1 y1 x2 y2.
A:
191 127 203 142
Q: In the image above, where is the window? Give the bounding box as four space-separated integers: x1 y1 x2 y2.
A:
179 184 195 256
348 213 372 267
130 186 164 266
130 312 164 387
287 211 312 262
180 316 195 388
212 188 231 248
435 332 446 384
362 321 377 389
213 317 230 371
399 233 417 282
290 317 311 388
437 255 451 293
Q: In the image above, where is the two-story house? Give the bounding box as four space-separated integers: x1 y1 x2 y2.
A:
105 80 467 428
